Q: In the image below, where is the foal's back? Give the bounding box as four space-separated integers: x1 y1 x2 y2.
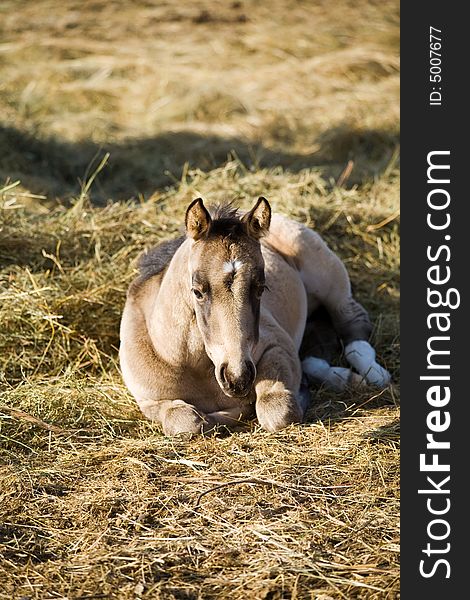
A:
259 214 344 340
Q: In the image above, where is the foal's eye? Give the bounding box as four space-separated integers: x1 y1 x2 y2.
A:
192 288 204 301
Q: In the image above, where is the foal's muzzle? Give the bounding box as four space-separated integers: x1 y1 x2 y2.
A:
218 360 256 397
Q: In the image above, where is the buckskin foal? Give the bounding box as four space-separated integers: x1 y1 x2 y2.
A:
120 198 390 435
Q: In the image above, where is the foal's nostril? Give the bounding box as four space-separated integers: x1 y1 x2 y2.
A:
218 361 255 395
219 363 228 385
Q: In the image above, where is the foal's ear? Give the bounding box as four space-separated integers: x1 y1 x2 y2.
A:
242 197 271 239
185 198 212 240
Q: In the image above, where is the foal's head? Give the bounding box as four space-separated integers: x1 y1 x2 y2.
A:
185 197 271 397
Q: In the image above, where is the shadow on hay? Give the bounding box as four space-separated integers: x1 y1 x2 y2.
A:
365 418 400 443
1 123 399 203
304 386 397 428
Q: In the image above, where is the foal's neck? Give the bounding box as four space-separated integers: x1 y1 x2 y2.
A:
148 240 204 366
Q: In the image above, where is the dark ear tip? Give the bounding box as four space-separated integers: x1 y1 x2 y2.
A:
185 198 205 222
242 196 271 238
258 196 271 210
187 197 204 210
185 197 211 239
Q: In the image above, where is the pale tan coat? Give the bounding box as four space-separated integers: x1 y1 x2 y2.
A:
120 199 389 435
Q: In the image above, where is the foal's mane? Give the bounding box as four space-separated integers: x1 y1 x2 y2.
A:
207 203 246 239
208 203 240 221
137 235 186 285
135 203 244 287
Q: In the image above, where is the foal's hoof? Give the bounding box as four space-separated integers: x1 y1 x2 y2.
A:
256 385 302 432
162 403 215 436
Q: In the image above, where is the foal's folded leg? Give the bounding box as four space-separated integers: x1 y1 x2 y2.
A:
325 298 390 388
293 224 391 389
344 339 391 388
158 401 251 435
254 342 305 432
302 356 366 392
144 399 213 436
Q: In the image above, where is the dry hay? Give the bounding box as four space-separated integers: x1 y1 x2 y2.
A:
0 0 399 200
0 167 400 599
0 1 399 598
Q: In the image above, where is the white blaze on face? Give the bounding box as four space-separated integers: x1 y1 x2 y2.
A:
223 259 243 274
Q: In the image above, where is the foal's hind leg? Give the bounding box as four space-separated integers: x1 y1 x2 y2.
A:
292 223 391 388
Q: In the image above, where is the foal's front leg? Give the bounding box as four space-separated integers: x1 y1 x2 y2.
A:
151 400 251 436
154 399 214 436
254 342 305 432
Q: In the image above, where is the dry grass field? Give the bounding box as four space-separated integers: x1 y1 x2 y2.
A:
0 1 400 598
